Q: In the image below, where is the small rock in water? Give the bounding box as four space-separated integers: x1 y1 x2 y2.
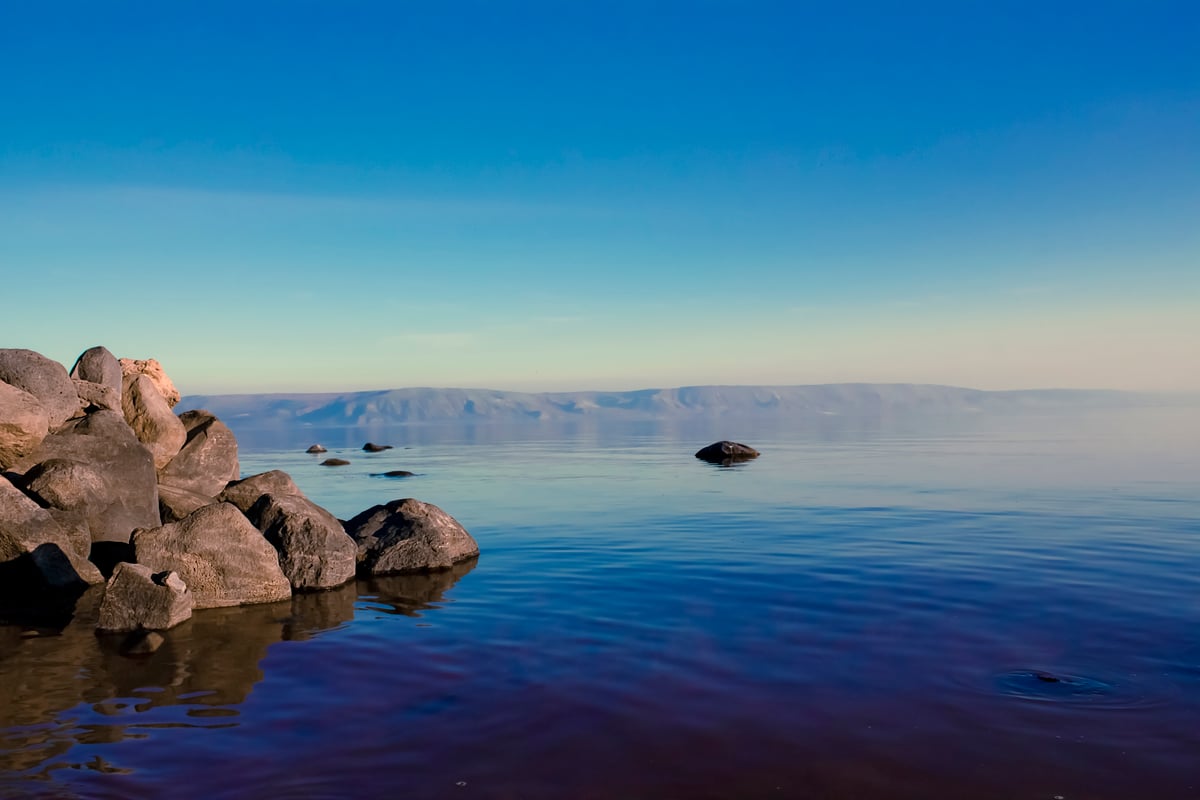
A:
305 444 327 454
362 442 393 452
694 440 760 464
321 458 351 467
1034 671 1062 683
372 470 415 478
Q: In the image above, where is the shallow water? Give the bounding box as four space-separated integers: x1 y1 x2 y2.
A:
2 408 1199 798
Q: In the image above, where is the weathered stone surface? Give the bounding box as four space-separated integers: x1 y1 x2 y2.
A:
45 507 92 561
346 498 480 575
158 410 239 496
218 470 300 514
158 484 216 523
122 374 186 470
362 442 393 452
13 410 160 544
97 562 193 632
0 380 49 470
321 458 350 466
0 349 79 430
694 440 760 464
247 493 356 590
305 444 327 453
0 476 104 595
119 358 180 408
132 503 291 609
70 346 123 397
73 379 121 413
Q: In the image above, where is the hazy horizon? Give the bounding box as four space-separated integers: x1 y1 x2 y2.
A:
3 3 1196 395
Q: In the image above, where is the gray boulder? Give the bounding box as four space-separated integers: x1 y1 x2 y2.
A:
122 373 186 470
69 346 123 397
218 470 301 514
158 410 239 496
132 502 291 609
694 440 760 464
0 380 49 470
346 498 480 575
157 484 216 523
0 476 104 594
73 379 121 413
97 562 193 632
0 349 79 430
13 410 160 544
247 493 356 590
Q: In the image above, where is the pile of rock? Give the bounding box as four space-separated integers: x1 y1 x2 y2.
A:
0 346 479 634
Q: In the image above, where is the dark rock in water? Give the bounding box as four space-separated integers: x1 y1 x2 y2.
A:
132 502 291 609
694 440 760 464
362 442 393 452
305 444 327 454
345 498 479 575
158 410 239 497
12 410 161 544
0 348 80 430
246 493 356 590
321 458 351 466
372 470 415 478
69 346 123 398
219 470 301 514
97 562 193 632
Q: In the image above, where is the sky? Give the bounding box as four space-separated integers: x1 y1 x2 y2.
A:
1 1 1197 394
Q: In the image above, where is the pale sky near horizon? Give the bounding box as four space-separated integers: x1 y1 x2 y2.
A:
2 2 1197 395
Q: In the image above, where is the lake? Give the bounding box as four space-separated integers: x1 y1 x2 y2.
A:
2 407 1198 799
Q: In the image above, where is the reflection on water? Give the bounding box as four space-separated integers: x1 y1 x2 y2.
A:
0 562 475 787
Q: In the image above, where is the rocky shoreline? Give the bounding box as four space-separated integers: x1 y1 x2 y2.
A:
0 346 478 633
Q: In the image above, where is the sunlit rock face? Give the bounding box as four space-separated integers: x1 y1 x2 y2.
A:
346 498 480 575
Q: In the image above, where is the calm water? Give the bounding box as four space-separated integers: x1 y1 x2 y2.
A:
2 408 1199 799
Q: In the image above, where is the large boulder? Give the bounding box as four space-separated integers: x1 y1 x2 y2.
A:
345 498 479 575
0 380 49 470
0 349 79 430
0 476 104 597
122 373 186 470
97 562 193 632
247 493 356 590
132 502 292 609
13 410 160 544
158 410 239 496
119 358 180 408
218 470 301 514
694 440 760 464
72 379 121 413
157 484 216 523
70 346 123 397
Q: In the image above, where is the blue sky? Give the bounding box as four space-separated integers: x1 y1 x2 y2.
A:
2 1 1196 393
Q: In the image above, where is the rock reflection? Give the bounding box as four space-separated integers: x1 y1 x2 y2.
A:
360 557 477 617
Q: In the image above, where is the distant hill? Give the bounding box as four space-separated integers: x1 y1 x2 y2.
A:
178 384 1174 428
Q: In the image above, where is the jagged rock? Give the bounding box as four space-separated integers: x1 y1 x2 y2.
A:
694 440 760 464
346 498 480 575
321 458 350 466
12 410 160 543
305 444 327 453
157 485 216 523
122 373 186 470
0 476 104 597
0 349 80 430
70 346 123 397
362 442 393 452
119 358 180 408
0 380 49 470
218 470 301 514
132 503 291 609
73 379 121 413
158 410 239 496
247 493 356 590
97 562 193 632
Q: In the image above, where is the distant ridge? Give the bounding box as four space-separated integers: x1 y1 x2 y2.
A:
178 384 1173 428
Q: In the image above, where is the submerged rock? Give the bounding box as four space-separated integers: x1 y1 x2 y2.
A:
97 562 193 632
372 470 415 478
694 440 760 464
346 498 479 575
305 444 327 453
362 442 393 452
321 458 350 467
